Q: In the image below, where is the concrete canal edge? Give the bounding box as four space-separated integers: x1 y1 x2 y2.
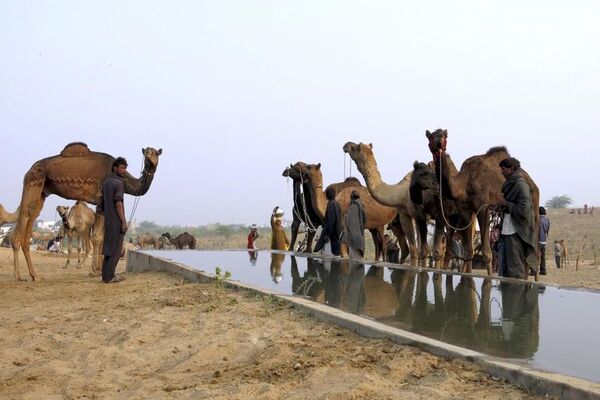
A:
127 251 600 400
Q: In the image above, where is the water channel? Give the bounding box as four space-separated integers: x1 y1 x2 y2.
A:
142 249 600 384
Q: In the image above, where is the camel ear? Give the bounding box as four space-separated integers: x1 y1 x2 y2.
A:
368 143 373 149
426 130 432 138
443 129 448 136
157 148 162 155
142 148 146 154
316 163 321 169
413 161 420 170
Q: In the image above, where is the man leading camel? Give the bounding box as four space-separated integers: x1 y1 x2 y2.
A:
100 157 128 283
498 157 537 279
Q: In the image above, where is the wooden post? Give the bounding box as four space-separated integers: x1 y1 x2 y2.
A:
576 235 587 271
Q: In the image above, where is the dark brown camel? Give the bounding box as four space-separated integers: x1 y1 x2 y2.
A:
410 161 475 271
161 232 196 249
426 129 540 276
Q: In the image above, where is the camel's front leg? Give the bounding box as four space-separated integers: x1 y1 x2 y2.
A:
289 217 300 251
64 233 73 268
432 220 446 268
414 213 429 268
75 232 83 269
398 213 418 266
461 224 475 273
476 208 493 275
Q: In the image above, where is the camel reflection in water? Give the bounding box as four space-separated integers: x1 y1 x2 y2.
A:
289 255 540 359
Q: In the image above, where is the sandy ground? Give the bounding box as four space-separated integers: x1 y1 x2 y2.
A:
0 248 559 399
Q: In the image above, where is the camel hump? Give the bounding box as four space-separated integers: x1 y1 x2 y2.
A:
60 142 90 157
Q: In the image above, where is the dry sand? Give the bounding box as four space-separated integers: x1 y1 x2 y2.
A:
0 247 574 399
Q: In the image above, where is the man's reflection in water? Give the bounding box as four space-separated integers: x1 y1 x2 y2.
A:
324 259 365 314
499 281 540 358
248 250 258 266
270 253 285 283
290 256 326 303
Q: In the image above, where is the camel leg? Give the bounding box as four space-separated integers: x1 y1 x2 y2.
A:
75 232 83 269
305 230 316 253
461 225 475 273
91 211 105 276
432 220 446 268
368 228 383 261
415 214 429 268
289 217 300 251
378 226 386 262
398 213 418 267
477 208 493 275
64 232 73 268
12 195 45 281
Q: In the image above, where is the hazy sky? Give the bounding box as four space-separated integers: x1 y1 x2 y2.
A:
1 1 598 227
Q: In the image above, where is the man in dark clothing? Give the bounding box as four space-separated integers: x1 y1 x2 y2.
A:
314 187 342 256
345 190 366 259
538 206 550 275
100 157 128 283
498 157 537 279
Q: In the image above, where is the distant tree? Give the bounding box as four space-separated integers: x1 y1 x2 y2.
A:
138 220 159 232
545 195 573 209
214 224 234 243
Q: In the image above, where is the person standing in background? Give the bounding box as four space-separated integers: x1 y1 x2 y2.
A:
270 207 289 250
538 207 550 275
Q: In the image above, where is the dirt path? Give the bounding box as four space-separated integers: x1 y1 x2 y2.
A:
0 248 549 399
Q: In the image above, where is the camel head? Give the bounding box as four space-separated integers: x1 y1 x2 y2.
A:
342 142 374 175
142 147 163 175
426 129 448 157
409 161 439 206
285 161 311 181
305 163 324 188
56 205 71 229
160 232 172 240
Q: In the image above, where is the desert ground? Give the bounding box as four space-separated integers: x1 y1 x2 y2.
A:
0 248 553 400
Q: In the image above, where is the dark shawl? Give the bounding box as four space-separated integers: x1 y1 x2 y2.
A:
345 199 366 252
501 171 537 266
101 174 125 256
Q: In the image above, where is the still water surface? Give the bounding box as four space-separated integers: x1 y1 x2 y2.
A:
143 249 600 383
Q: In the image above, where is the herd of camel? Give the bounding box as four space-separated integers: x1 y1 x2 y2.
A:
284 129 540 277
0 129 540 282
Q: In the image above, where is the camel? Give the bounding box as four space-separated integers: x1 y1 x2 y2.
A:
0 204 20 226
56 201 95 269
296 162 397 261
282 162 323 252
426 129 540 275
283 162 362 252
10 142 162 281
136 233 160 249
160 232 196 249
410 161 476 271
342 142 429 266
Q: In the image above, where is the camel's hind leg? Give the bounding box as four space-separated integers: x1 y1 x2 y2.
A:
78 229 92 269
476 208 493 275
12 195 45 281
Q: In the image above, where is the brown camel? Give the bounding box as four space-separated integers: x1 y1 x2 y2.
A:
0 204 20 226
426 129 540 275
342 142 429 267
136 233 160 249
410 161 476 271
56 201 95 269
160 232 196 249
299 163 397 261
10 142 162 281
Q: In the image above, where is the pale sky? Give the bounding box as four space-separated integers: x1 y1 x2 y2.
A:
1 1 598 226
